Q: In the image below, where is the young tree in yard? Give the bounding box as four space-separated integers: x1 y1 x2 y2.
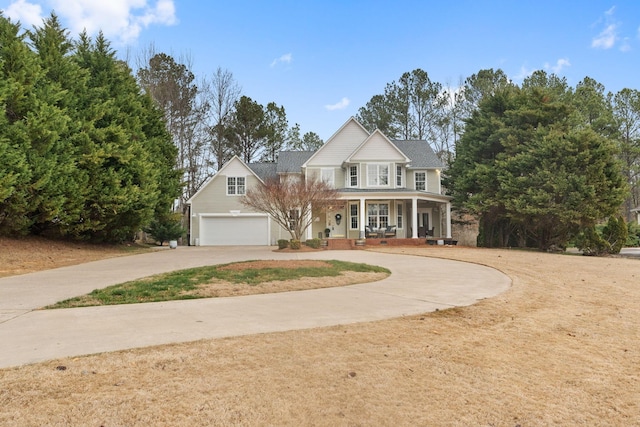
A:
241 177 338 241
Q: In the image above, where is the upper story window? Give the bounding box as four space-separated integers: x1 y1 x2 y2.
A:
321 168 335 187
227 176 246 195
415 172 426 191
349 165 358 187
367 163 389 187
396 165 403 187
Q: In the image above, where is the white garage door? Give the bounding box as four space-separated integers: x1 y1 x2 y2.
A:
200 215 269 246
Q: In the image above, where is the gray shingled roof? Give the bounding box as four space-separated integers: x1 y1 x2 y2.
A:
248 142 440 180
276 151 315 174
392 140 444 169
247 163 277 181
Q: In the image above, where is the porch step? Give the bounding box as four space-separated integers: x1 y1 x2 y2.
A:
324 239 356 250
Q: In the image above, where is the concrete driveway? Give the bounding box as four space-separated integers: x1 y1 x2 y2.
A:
0 246 511 369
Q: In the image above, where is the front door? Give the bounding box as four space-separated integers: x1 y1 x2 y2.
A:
326 208 346 238
416 208 432 237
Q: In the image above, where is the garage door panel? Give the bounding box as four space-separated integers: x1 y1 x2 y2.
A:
200 216 269 246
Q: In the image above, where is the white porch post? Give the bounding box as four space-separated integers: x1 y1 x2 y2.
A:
411 197 418 238
446 202 452 238
359 198 366 238
305 203 313 241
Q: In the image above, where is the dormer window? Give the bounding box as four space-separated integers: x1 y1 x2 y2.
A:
367 163 389 187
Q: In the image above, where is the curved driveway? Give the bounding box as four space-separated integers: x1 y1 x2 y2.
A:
0 247 511 368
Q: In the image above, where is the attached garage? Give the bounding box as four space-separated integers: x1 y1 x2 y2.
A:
198 214 270 246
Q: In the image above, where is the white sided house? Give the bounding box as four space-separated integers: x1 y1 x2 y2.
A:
187 117 452 246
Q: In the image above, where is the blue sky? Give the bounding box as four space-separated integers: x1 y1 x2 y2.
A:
2 0 640 140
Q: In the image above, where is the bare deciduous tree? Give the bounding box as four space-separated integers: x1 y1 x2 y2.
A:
207 67 241 170
241 177 338 240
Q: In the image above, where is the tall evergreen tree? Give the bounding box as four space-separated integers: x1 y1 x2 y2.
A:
27 13 89 236
72 32 179 242
447 72 627 250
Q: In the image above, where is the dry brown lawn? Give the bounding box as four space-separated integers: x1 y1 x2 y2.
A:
0 236 150 278
1 239 640 426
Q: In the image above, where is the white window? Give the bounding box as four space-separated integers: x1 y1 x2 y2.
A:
349 203 358 229
396 165 403 187
367 203 389 229
321 168 334 187
367 163 389 187
415 172 426 191
349 165 358 187
227 176 246 195
396 202 403 229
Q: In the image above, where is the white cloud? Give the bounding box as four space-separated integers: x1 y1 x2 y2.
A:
512 65 534 82
270 53 292 67
325 97 350 111
591 7 622 50
3 0 43 27
544 58 571 74
592 23 618 49
2 0 177 44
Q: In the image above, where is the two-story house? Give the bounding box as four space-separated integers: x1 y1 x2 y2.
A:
187 117 452 246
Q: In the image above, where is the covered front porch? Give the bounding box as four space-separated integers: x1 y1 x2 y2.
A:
309 190 453 241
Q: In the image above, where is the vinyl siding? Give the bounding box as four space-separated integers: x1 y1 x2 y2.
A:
350 133 406 162
306 119 369 166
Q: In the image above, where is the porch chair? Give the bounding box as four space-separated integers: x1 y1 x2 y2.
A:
365 225 378 238
384 225 397 238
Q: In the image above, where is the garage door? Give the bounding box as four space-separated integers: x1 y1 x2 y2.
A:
199 215 269 246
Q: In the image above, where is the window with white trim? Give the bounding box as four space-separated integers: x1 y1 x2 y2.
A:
349 203 358 229
397 202 403 229
396 165 403 187
367 163 389 187
415 172 426 191
321 168 335 187
227 176 246 195
367 203 389 229
349 165 358 187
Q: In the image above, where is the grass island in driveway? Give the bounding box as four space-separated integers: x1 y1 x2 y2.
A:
46 259 390 308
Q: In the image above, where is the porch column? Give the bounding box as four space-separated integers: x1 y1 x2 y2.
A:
411 197 418 238
446 202 452 238
305 203 313 240
359 198 366 238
